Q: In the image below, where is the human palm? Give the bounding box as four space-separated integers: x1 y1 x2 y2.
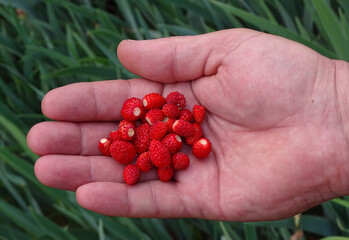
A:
28 29 348 221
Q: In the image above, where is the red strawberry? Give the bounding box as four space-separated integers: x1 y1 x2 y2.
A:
192 138 212 159
108 130 122 141
172 152 190 170
143 93 166 110
149 140 171 168
136 152 153 172
161 133 182 155
133 123 151 154
150 121 168 140
118 120 136 141
123 164 141 185
163 117 176 133
157 165 174 182
193 105 205 124
140 112 148 124
98 138 111 156
121 97 145 121
162 103 180 119
173 119 195 137
110 140 136 164
179 109 193 122
185 123 203 145
166 91 186 109
145 109 164 125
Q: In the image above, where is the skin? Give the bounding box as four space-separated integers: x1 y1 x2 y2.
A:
27 28 349 221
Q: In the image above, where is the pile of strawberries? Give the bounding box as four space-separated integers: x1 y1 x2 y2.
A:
98 92 212 185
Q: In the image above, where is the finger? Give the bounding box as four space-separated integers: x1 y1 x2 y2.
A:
34 155 157 191
117 28 259 83
76 181 212 219
42 79 162 121
27 121 117 156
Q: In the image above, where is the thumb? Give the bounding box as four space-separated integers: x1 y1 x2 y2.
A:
117 28 257 83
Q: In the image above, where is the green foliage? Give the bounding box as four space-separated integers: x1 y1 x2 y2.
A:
0 0 349 239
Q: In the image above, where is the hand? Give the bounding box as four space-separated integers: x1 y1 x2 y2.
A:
27 28 349 221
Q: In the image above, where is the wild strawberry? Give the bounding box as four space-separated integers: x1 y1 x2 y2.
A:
173 119 195 137
192 138 212 159
119 120 136 141
98 138 111 156
133 123 151 154
136 152 153 172
166 91 186 109
110 140 136 164
143 93 166 110
108 130 122 141
157 165 174 182
161 133 182 155
193 105 205 124
121 97 145 121
140 112 148 124
180 109 193 122
162 103 180 119
145 109 164 125
172 152 190 170
163 117 176 133
185 123 203 145
123 164 141 185
150 121 168 140
149 140 171 168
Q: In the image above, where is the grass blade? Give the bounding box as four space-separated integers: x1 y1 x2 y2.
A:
30 209 78 240
0 114 36 160
42 66 117 80
244 223 258 240
0 198 43 236
115 0 143 40
0 223 31 240
0 163 28 211
311 0 349 61
273 0 297 33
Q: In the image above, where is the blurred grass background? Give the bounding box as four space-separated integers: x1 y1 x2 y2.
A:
1 0 349 239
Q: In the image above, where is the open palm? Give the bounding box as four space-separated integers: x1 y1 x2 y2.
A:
27 28 348 221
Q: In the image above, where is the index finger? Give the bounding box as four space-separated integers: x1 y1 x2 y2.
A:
42 79 162 122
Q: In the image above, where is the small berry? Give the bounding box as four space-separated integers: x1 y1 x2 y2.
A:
157 165 175 182
108 130 122 141
98 138 111 156
110 140 136 164
140 112 148 124
149 140 171 168
145 109 165 125
173 119 195 137
193 105 205 124
133 123 151 154
172 152 190 170
161 133 182 155
166 91 186 109
119 120 136 141
180 109 193 122
143 93 166 110
136 152 153 172
162 103 180 119
123 164 141 185
192 138 212 159
185 123 203 145
121 97 145 121
163 117 176 133
150 121 168 140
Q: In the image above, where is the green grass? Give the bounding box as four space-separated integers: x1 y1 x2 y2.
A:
1 0 349 239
